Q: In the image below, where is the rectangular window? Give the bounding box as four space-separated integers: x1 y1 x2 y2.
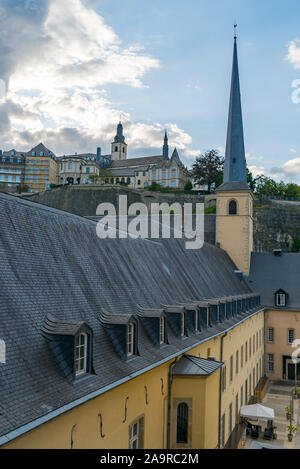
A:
268 327 274 343
230 355 233 383
228 403 233 436
267 354 274 372
245 341 248 362
288 329 295 345
235 394 239 425
241 385 243 407
222 366 226 392
241 345 244 368
221 413 226 448
249 337 252 358
127 323 134 357
129 417 144 449
75 333 88 376
276 293 286 307
236 350 239 375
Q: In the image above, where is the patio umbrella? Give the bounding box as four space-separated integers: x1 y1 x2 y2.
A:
240 404 275 421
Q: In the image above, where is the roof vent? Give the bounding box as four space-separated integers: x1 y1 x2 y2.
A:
234 270 244 281
273 249 282 257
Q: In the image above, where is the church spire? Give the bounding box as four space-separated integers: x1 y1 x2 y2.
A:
163 130 169 158
220 33 248 190
114 122 125 143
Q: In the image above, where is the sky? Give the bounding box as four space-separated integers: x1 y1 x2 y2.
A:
1 1 300 181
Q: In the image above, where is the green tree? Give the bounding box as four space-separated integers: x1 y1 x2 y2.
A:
284 183 300 200
291 237 300 253
16 185 29 194
254 175 286 197
247 168 256 192
184 180 193 191
192 150 224 193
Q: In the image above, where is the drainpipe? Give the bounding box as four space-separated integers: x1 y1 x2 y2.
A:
167 357 178 449
218 332 227 449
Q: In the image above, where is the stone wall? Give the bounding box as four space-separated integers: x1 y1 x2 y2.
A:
24 187 300 252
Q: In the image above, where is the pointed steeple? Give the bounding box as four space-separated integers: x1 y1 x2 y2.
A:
219 34 248 191
114 122 125 143
163 130 169 158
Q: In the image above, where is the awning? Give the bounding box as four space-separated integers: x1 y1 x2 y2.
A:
240 404 275 421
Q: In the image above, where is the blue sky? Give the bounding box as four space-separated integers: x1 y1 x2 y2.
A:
1 0 300 180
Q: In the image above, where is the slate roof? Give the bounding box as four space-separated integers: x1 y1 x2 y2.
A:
111 155 167 168
42 314 86 336
217 181 250 192
249 252 300 309
26 143 55 158
0 192 258 443
223 37 248 186
172 355 223 376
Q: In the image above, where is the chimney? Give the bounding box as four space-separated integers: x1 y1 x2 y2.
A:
97 147 102 162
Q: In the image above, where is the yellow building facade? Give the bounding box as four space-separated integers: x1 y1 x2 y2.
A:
25 143 58 193
4 310 264 450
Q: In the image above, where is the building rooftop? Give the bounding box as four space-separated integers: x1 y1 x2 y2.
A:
0 192 259 443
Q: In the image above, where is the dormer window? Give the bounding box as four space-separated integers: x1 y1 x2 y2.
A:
42 314 93 381
127 323 135 357
100 313 138 360
137 308 167 347
275 289 287 307
75 333 88 376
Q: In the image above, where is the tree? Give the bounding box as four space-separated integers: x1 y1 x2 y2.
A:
285 183 300 200
184 180 193 191
16 185 29 194
90 169 114 184
247 168 256 192
192 150 224 193
291 236 300 253
254 175 286 197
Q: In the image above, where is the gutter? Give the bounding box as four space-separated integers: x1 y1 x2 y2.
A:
166 358 178 449
218 332 227 449
0 307 264 447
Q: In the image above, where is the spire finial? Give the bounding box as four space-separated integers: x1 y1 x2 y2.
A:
234 23 237 40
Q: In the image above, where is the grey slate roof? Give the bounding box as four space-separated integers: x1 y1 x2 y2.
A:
217 181 250 192
42 314 86 336
223 37 248 188
0 192 256 441
26 143 55 158
249 252 300 309
111 155 167 168
172 355 223 376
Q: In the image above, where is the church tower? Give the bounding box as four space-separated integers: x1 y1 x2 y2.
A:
111 122 127 161
216 32 254 275
163 131 169 158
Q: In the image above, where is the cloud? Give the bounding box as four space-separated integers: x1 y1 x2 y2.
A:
286 38 300 70
248 165 266 177
0 0 200 162
282 157 300 174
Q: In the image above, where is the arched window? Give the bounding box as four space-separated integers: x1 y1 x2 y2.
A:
177 403 188 443
229 200 237 215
